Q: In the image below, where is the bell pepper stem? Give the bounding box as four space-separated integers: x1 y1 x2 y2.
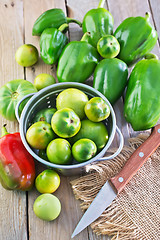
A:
98 0 105 8
144 53 159 60
1 124 10 137
145 12 150 21
80 32 91 42
58 23 69 33
66 17 82 27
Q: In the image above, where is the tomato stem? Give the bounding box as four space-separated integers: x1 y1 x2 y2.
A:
98 0 105 8
144 53 159 60
66 17 82 27
145 12 150 21
81 32 91 42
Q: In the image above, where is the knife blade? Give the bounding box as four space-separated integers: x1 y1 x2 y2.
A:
71 124 160 238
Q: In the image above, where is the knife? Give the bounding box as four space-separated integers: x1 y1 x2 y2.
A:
71 124 160 238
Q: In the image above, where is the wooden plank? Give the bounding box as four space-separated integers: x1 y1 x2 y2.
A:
1 1 159 240
66 1 111 239
0 0 27 240
23 0 61 83
0 0 24 130
23 1 88 239
149 0 160 44
149 0 160 127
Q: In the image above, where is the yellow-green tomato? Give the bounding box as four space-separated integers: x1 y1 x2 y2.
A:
33 108 57 124
56 88 89 119
34 73 56 91
51 108 81 138
33 193 61 221
70 119 109 151
97 35 120 59
26 121 55 149
47 138 72 164
35 169 60 193
15 44 38 67
85 97 110 122
72 138 97 163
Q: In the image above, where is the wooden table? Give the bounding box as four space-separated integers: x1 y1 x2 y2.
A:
0 0 159 239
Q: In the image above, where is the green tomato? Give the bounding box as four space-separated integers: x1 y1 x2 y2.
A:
72 138 97 163
97 35 120 59
85 97 110 122
35 169 60 193
33 108 57 124
26 121 55 149
33 193 61 221
56 88 89 119
70 119 108 151
0 79 37 121
34 73 56 91
51 108 81 138
15 44 38 67
47 138 72 165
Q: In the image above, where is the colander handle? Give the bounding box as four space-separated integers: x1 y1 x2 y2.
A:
15 93 35 122
97 126 124 161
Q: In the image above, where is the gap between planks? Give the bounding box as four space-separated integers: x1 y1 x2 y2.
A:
148 0 160 48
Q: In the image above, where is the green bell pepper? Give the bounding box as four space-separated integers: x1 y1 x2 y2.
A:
57 33 100 83
40 23 68 64
0 80 37 121
93 58 128 104
32 8 82 36
82 0 114 48
124 55 160 131
114 12 158 66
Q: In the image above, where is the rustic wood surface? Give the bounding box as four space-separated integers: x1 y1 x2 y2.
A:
0 0 159 240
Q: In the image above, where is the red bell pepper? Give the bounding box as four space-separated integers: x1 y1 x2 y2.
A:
0 125 35 191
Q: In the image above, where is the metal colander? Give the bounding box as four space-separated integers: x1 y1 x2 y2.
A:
15 82 123 176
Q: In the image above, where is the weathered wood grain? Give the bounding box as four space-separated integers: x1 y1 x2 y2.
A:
0 1 27 240
149 0 160 126
66 1 112 239
149 0 160 44
0 0 160 240
23 1 88 239
23 0 63 82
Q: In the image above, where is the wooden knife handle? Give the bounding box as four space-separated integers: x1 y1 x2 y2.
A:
110 124 160 194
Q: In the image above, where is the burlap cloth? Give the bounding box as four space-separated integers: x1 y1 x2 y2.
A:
71 134 160 239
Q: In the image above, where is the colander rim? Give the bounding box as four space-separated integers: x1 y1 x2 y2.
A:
19 82 116 170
